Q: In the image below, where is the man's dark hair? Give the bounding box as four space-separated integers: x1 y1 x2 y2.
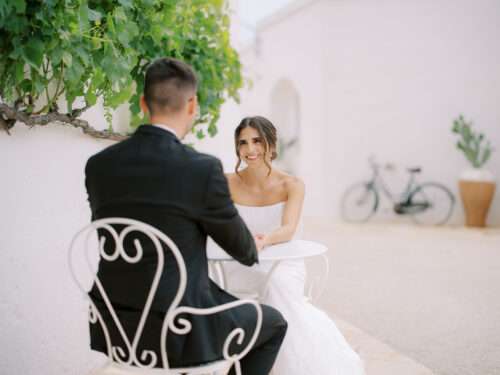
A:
144 57 198 115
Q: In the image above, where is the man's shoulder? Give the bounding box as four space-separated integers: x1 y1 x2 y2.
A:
86 137 222 178
173 150 224 190
182 148 221 169
85 138 132 171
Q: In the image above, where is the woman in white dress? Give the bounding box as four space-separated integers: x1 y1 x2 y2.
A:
223 116 365 375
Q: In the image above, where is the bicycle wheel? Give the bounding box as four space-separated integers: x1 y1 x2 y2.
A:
341 182 378 222
408 182 455 225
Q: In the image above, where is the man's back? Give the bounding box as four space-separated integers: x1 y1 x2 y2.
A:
85 125 257 366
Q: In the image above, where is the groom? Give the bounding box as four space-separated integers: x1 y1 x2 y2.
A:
84 57 287 374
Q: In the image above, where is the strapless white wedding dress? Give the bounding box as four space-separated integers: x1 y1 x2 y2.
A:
221 202 365 375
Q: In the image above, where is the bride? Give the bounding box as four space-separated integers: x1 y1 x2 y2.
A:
222 116 365 375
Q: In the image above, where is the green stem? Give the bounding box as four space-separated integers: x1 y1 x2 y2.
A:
42 60 51 112
43 63 65 114
80 33 114 43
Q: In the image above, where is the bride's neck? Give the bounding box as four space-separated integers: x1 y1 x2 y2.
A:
240 166 273 188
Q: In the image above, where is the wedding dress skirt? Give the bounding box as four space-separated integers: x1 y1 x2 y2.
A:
220 202 365 375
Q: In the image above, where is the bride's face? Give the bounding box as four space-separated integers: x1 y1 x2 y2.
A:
237 126 269 166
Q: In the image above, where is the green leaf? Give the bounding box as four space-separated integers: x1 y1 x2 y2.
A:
62 51 73 67
480 143 493 167
8 44 23 59
129 95 141 115
106 82 133 108
75 47 90 65
208 122 218 137
66 59 85 83
130 112 145 128
85 90 97 106
19 79 32 92
23 39 44 69
12 0 26 13
116 22 138 46
106 13 116 34
33 78 46 95
51 48 63 65
15 63 24 83
78 3 89 32
92 68 105 86
196 129 205 139
118 0 133 9
88 8 102 22
59 30 71 42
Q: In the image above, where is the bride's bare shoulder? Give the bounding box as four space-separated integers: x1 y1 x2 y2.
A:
287 177 305 197
275 170 305 191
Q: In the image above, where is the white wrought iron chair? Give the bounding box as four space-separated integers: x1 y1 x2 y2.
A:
69 218 262 375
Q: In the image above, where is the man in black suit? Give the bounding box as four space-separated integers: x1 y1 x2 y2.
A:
85 58 287 374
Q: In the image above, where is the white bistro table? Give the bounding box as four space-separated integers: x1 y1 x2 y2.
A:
207 240 329 301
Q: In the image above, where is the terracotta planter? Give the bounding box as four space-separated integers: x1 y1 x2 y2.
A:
459 169 496 227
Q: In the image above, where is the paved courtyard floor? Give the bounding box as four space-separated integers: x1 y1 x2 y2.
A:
303 219 500 375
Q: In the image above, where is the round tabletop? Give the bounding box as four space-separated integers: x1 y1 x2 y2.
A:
207 239 328 262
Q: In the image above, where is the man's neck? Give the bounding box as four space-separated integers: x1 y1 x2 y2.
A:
151 123 178 138
149 115 188 137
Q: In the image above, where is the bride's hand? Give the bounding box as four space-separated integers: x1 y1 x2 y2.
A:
254 233 267 251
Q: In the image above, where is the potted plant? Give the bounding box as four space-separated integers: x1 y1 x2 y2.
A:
452 115 495 227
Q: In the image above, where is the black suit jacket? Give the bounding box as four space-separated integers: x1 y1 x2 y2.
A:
85 124 258 367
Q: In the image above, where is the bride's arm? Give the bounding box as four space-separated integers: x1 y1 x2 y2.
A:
260 177 305 248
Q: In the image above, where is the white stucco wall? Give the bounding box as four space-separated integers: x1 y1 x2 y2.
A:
230 0 500 225
0 100 246 374
233 0 329 217
0 111 114 374
323 0 500 225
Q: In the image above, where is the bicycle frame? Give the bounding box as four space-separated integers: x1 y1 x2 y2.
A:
368 161 418 205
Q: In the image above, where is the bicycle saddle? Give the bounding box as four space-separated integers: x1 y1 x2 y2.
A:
407 167 421 173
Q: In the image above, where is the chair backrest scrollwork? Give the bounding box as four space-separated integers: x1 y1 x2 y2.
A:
69 218 187 370
70 218 263 375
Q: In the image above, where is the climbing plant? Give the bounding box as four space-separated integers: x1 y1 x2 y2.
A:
0 0 242 140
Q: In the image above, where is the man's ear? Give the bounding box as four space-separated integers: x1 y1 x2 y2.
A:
187 95 197 116
140 95 149 114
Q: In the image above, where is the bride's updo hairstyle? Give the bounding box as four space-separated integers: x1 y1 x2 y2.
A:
234 116 278 176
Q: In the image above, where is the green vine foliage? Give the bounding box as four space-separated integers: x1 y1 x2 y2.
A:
0 0 243 139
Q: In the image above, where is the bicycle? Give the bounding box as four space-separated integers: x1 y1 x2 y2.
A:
341 157 455 225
